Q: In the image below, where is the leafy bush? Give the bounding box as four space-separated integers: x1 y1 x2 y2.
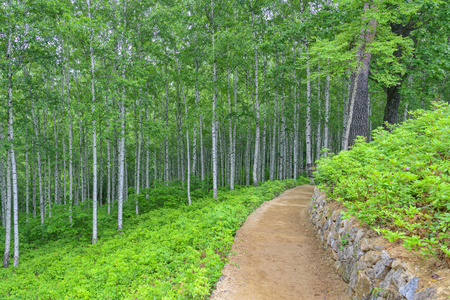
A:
315 102 450 258
0 178 304 299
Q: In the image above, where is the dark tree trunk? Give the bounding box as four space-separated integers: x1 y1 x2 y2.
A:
382 23 413 126
383 85 401 125
348 56 370 148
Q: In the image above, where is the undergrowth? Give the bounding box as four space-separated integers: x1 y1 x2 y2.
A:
315 102 450 259
0 178 308 299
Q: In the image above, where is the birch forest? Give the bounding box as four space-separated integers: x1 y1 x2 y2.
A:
0 0 449 296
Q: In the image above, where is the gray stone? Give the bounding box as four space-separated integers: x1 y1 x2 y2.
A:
331 210 340 221
357 248 365 259
380 269 396 289
322 219 329 231
367 269 376 280
385 290 405 300
347 227 358 243
373 260 389 280
364 251 382 267
392 269 407 289
374 245 386 251
338 248 345 261
391 259 403 270
361 238 370 251
330 249 338 260
332 239 340 253
355 229 367 244
339 227 346 238
399 277 419 300
381 250 395 266
345 245 354 261
357 257 368 270
327 232 333 245
219 275 226 282
355 272 373 300
342 259 355 283
413 287 436 300
349 267 358 290
336 214 344 231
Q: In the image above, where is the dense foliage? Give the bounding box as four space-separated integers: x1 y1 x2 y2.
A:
0 179 307 299
315 102 450 258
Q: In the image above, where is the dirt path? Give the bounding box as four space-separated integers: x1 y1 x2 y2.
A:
210 185 350 300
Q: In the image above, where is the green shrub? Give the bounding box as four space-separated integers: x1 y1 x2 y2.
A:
315 102 450 258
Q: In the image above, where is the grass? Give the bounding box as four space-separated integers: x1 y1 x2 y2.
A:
0 178 309 299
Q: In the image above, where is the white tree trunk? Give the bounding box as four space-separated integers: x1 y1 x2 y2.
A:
176 59 191 205
65 37 73 223
117 71 126 231
87 0 98 243
343 72 360 151
3 150 11 268
9 95 19 269
279 54 286 180
305 39 313 179
145 102 149 197
164 70 169 185
316 66 322 160
293 55 299 179
0 145 5 228
231 65 237 190
270 79 278 181
251 1 260 187
26 143 29 223
53 114 59 205
245 75 251 185
323 70 330 157
261 62 267 183
211 0 218 198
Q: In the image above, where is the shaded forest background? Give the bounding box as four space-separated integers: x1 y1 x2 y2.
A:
1 0 449 268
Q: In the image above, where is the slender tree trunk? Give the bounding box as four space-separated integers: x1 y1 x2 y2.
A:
293 47 299 179
164 69 169 185
6 37 19 266
231 64 237 190
251 1 260 187
26 144 29 223
65 38 73 222
62 113 66 205
343 72 360 151
0 144 5 228
279 54 286 180
53 114 60 206
117 73 126 231
211 0 218 198
305 39 313 180
245 74 251 185
3 150 11 268
87 0 98 243
270 73 278 181
145 101 149 197
176 59 191 205
323 68 330 157
316 65 322 160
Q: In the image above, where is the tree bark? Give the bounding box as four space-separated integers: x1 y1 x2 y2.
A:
251 1 260 187
211 0 218 198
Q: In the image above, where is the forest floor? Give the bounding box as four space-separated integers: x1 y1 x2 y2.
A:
210 185 350 300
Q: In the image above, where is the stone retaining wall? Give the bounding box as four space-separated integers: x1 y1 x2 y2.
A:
308 187 450 300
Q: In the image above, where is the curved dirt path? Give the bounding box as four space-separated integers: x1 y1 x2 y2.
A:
211 185 349 300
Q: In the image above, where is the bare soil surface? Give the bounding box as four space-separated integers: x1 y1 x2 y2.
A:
210 185 350 300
